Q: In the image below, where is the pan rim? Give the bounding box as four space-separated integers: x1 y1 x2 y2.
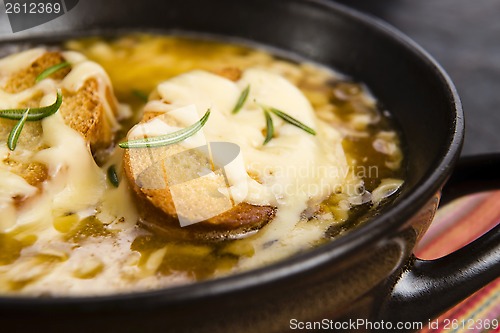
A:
0 0 463 308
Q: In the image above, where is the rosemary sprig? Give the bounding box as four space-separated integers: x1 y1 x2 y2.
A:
132 90 149 103
0 90 63 121
107 165 120 187
7 108 29 151
2 91 63 151
35 62 71 83
119 109 211 149
231 85 250 114
265 106 316 136
263 109 274 145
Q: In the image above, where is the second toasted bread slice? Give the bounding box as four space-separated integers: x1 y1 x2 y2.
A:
0 49 120 194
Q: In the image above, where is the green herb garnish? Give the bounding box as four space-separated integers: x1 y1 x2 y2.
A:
266 106 317 136
132 90 149 103
2 91 63 151
35 62 71 83
0 90 63 121
107 165 120 187
231 85 250 114
263 109 274 145
7 108 29 151
119 109 211 149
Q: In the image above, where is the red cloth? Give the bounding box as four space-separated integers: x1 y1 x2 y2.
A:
416 191 500 333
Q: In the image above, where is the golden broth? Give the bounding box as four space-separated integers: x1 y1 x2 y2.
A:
0 35 404 294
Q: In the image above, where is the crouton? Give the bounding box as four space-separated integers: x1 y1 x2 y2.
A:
122 110 276 241
59 78 115 150
1 50 119 190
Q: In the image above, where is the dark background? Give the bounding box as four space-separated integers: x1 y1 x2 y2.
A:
334 0 500 156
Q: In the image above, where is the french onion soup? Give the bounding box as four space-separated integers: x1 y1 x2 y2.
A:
0 35 403 295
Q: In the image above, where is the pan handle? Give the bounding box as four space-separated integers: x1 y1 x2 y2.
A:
376 154 500 331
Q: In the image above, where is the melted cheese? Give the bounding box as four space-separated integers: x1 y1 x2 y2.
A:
61 51 121 129
143 69 348 205
0 49 141 293
34 112 105 218
0 48 46 78
0 49 363 295
136 69 351 268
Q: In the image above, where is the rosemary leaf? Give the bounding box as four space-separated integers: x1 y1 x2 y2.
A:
132 90 149 103
35 62 71 83
268 106 316 135
0 90 63 121
119 109 211 149
7 108 29 151
107 165 120 187
263 109 274 145
231 85 250 114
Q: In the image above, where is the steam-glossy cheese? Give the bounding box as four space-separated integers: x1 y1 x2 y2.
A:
133 69 351 267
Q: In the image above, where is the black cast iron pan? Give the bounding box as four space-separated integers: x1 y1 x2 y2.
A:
0 1 498 332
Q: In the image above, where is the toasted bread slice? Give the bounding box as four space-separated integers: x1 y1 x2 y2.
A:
122 109 275 240
2 51 117 150
1 50 118 190
59 78 115 150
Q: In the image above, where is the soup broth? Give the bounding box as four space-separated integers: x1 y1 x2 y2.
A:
0 35 404 295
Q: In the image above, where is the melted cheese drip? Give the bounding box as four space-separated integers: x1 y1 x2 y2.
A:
139 69 351 267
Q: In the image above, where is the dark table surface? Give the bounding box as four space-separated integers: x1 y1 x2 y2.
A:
334 0 500 156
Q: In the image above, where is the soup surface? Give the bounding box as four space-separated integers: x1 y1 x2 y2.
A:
0 35 403 295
